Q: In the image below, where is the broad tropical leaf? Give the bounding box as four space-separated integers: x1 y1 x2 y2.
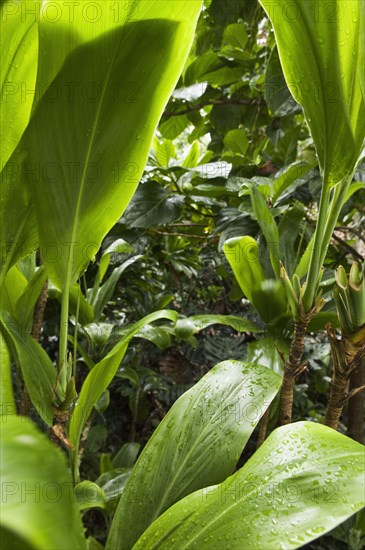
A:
24 0 203 290
175 314 261 339
0 1 38 173
223 235 266 303
134 422 365 549
0 310 56 425
260 0 365 185
106 360 281 550
0 416 86 549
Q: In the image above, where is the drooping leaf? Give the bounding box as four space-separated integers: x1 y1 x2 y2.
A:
264 46 300 117
260 0 365 185
0 152 38 280
0 416 86 549
175 314 261 339
250 186 280 278
0 1 39 172
68 310 178 461
112 442 141 468
134 422 365 550
223 235 266 303
24 1 203 290
74 481 106 511
106 360 281 550
122 182 185 228
0 310 55 425
0 332 15 416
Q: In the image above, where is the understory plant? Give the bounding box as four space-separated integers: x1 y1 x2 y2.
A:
0 1 364 550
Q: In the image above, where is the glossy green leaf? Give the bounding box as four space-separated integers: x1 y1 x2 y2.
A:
68 310 178 460
155 138 176 167
112 442 141 468
260 0 365 185
0 416 86 549
273 161 313 203
223 23 248 50
135 422 365 550
265 46 300 117
98 238 134 282
134 324 172 350
175 314 261 339
251 186 280 278
0 1 38 172
106 360 281 550
247 337 288 376
0 152 38 280
223 129 249 156
278 203 305 276
251 279 288 325
0 264 28 318
0 310 55 425
0 332 15 416
123 182 185 228
182 141 200 168
223 235 266 303
75 481 106 511
24 1 202 290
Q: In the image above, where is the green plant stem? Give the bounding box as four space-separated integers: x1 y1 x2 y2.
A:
59 286 70 380
302 182 331 311
303 175 352 311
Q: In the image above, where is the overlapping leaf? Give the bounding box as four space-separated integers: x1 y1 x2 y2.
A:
134 422 365 549
106 360 281 550
24 0 203 290
260 0 365 185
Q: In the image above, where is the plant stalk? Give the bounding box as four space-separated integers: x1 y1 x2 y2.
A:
303 174 352 311
278 317 309 425
59 284 70 381
302 182 331 311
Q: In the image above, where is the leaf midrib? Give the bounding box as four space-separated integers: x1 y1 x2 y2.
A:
65 30 123 287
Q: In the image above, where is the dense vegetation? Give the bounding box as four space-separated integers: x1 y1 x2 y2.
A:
0 1 364 549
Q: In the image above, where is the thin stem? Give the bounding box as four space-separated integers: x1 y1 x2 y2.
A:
59 284 70 378
303 174 353 311
302 182 331 310
73 285 81 381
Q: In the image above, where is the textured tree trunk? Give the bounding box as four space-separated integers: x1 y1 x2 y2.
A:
278 319 309 426
325 324 365 433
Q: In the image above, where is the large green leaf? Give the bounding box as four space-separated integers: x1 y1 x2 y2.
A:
134 422 365 550
0 416 86 549
223 235 266 304
250 186 280 278
0 152 38 280
175 314 261 339
68 310 178 459
106 360 281 550
260 0 365 185
0 310 56 425
0 332 15 416
0 1 38 173
24 0 202 290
